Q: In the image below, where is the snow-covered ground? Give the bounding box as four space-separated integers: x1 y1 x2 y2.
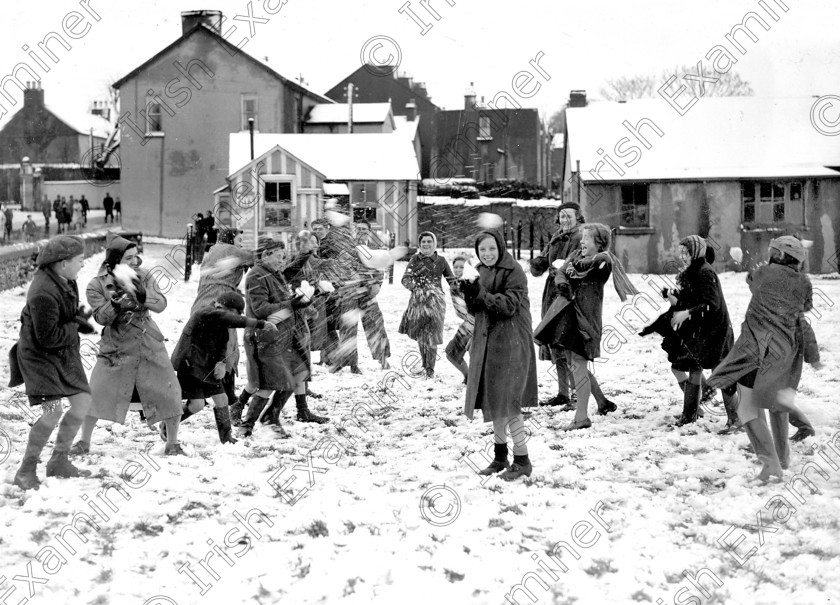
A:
1 242 839 605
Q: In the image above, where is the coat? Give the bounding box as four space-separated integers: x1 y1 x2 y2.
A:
244 261 312 390
87 265 182 425
708 262 813 407
171 307 265 383
553 250 612 360
191 243 255 373
658 258 734 372
463 231 538 422
398 252 453 346
10 266 89 401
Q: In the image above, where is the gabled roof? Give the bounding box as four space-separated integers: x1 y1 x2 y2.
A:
306 102 392 125
113 24 332 103
48 105 112 139
566 97 840 182
393 115 419 140
229 132 420 181
325 65 439 110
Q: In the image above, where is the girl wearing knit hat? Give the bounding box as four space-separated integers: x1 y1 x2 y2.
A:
11 236 93 489
708 236 813 482
70 233 186 456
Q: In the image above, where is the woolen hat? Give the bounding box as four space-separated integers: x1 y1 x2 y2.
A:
769 235 806 263
36 235 84 267
216 291 245 314
680 235 707 261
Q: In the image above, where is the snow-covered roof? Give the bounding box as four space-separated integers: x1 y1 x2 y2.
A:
306 103 392 125
45 105 112 139
565 96 840 182
393 115 420 140
551 132 564 149
229 132 420 181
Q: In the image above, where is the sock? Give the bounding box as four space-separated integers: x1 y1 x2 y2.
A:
512 454 530 466
493 443 508 462
295 394 307 410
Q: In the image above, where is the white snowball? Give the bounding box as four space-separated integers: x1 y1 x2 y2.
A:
318 280 335 293
729 247 744 264
325 210 351 227
111 264 138 296
357 245 395 270
802 239 814 249
476 212 504 230
460 263 479 282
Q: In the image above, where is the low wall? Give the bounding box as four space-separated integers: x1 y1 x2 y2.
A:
0 233 108 291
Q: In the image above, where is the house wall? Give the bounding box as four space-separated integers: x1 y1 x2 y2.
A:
303 122 390 134
118 28 323 238
432 108 545 186
580 177 840 274
42 181 121 209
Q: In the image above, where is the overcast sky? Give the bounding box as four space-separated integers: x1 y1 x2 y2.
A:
1 0 838 130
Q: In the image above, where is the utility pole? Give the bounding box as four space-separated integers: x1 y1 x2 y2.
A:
347 83 354 133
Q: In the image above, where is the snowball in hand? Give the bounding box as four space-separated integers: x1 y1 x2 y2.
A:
296 280 316 300
551 259 566 269
112 264 139 296
729 247 744 264
318 280 335 293
477 212 504 230
460 262 479 282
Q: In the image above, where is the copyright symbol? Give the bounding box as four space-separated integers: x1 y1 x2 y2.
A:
143 597 178 605
0 428 11 465
360 35 402 77
79 145 121 186
810 95 840 136
420 485 461 527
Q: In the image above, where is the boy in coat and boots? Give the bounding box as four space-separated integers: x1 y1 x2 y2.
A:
11 235 95 490
169 291 277 444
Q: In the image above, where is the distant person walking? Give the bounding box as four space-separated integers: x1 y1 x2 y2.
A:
114 197 122 222
80 195 89 226
3 204 13 242
22 214 38 242
0 206 6 244
103 192 114 223
42 195 52 234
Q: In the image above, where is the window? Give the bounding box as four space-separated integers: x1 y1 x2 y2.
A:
264 181 292 228
620 184 649 228
478 116 492 140
742 181 805 225
350 182 379 223
145 102 163 133
241 94 258 130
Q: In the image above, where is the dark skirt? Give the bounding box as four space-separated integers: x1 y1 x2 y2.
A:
399 287 445 346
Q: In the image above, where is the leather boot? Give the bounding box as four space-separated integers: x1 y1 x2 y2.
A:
744 417 783 482
500 454 533 481
261 391 292 425
789 409 816 442
231 387 253 427
718 387 741 435
295 394 328 424
13 420 54 490
675 382 701 426
213 406 238 444
238 395 270 437
478 443 509 475
769 412 790 470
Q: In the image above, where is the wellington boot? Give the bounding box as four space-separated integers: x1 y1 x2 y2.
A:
213 406 238 444
769 412 790 470
238 395 270 437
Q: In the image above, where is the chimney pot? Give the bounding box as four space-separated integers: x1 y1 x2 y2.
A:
181 10 224 35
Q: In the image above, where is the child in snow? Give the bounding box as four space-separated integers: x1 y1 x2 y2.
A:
708 236 813 482
10 235 94 489
639 236 738 430
70 233 185 456
398 231 455 378
445 255 475 383
169 291 277 444
460 230 538 481
71 199 84 233
22 214 37 242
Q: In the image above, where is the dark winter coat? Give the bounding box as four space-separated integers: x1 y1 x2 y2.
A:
463 231 538 422
244 261 312 389
398 251 454 346
11 266 90 401
171 307 266 383
708 262 812 406
553 250 613 360
87 261 182 425
660 258 734 371
191 243 255 373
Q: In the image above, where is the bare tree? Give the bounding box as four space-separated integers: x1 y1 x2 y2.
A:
601 66 753 101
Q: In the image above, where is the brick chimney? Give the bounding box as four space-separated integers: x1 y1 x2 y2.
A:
569 90 587 108
405 98 417 122
23 81 44 109
464 82 476 110
181 10 223 35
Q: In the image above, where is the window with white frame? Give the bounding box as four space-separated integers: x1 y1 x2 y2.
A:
241 94 258 131
145 100 163 133
350 182 379 223
620 184 649 228
478 116 492 140
741 180 805 224
263 178 293 228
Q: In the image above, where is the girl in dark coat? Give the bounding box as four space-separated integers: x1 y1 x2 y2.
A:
170 291 276 444
555 223 614 432
240 237 326 438
10 236 93 489
461 230 538 481
708 236 812 482
398 231 454 378
655 236 736 428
